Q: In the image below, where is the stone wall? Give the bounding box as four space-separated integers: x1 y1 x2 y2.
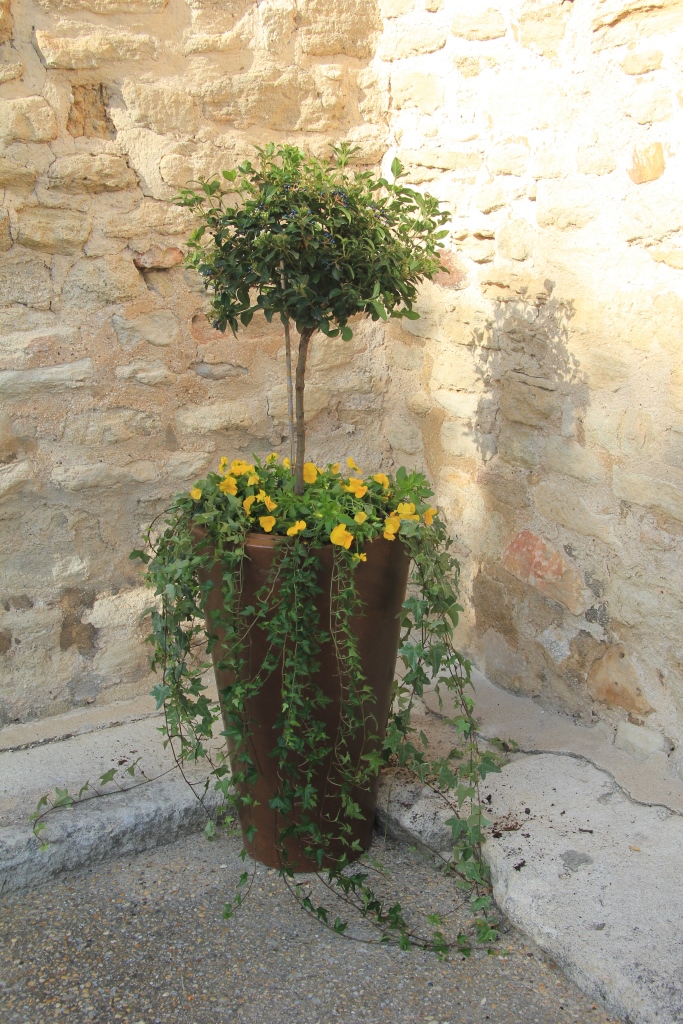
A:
1 0 682 773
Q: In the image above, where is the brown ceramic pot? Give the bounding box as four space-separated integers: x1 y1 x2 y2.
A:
196 532 410 871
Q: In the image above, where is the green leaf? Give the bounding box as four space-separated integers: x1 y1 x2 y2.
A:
99 768 117 786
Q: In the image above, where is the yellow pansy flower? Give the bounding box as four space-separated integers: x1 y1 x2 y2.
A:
259 515 276 533
219 475 238 496
373 473 390 489
330 523 354 549
230 459 253 476
243 495 257 513
352 552 367 563
283 457 291 469
218 456 229 474
396 501 419 521
247 473 259 486
354 511 367 524
383 517 401 541
424 507 438 526
256 490 277 512
189 487 202 501
303 462 318 485
286 520 307 537
331 463 340 474
347 457 360 472
344 477 368 499
266 453 279 463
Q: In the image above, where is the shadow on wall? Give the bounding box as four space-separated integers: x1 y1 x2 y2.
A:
457 282 631 719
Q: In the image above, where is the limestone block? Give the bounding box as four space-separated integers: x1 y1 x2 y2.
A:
614 720 668 759
610 576 681 630
63 257 146 308
51 461 159 490
133 247 183 270
663 426 683 468
487 141 528 176
38 0 167 8
451 7 506 40
592 0 683 47
613 465 683 522
545 436 605 485
112 310 180 348
379 23 447 60
0 55 24 84
48 154 137 193
503 530 588 615
298 0 382 57
587 646 652 715
15 208 91 255
622 50 663 74
476 181 506 213
202 67 312 131
0 98 57 143
497 423 545 468
536 184 597 231
498 218 534 261
83 588 151 631
499 379 556 427
0 359 94 399
627 142 665 185
617 408 652 457
391 70 444 114
454 55 482 77
357 66 390 122
67 84 113 140
0 208 9 252
441 419 496 461
399 148 482 174
433 250 468 290
176 400 253 433
0 255 52 309
120 81 198 136
35 30 157 69
0 0 12 44
0 156 37 190
114 360 175 386
380 0 413 14
430 343 484 393
267 383 330 422
577 145 616 176
648 246 683 269
623 87 672 124
63 408 161 445
516 2 569 58
0 460 34 500
530 146 565 180
256 0 296 52
535 477 617 546
101 199 196 239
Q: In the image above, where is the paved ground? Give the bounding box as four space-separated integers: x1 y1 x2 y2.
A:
0 830 619 1024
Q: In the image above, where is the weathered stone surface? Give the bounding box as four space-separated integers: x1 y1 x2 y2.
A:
587 646 653 715
536 188 597 230
577 144 616 176
380 0 413 14
623 86 672 124
614 719 669 759
112 310 180 348
38 0 166 10
133 247 183 270
498 218 534 261
613 465 683 522
0 256 52 309
121 81 198 135
497 423 545 468
101 199 195 239
63 408 161 445
545 436 605 485
176 400 253 433
535 476 617 546
62 257 146 308
0 360 94 399
648 246 683 269
487 140 528 176
379 23 447 59
517 2 569 57
114 360 175 386
441 419 496 461
391 69 443 113
0 208 9 252
476 181 506 213
67 84 113 139
51 461 159 490
399 148 482 174
499 379 556 426
48 154 137 193
451 7 506 40
0 55 24 84
35 30 156 69
0 0 12 45
0 460 34 500
15 208 91 255
503 530 588 614
298 0 381 57
622 49 663 74
0 156 36 190
627 142 665 184
663 426 683 468
0 98 57 143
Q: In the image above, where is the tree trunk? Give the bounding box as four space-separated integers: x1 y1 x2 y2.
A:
293 327 315 495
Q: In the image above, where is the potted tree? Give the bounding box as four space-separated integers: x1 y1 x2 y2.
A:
133 144 499 949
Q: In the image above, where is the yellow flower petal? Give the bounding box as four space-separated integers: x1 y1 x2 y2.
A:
218 475 238 496
303 462 318 485
189 487 202 501
259 515 276 533
331 463 340 474
424 507 438 526
352 552 367 562
330 523 353 549
218 457 229 474
354 511 367 524
266 453 279 463
344 478 368 499
243 495 256 513
347 457 360 472
383 529 396 541
397 502 416 519
263 494 277 512
286 520 307 537
373 473 389 489
283 457 291 469
247 474 259 486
